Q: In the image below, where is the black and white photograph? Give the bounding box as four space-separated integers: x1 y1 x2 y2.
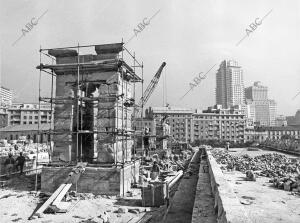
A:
0 0 300 222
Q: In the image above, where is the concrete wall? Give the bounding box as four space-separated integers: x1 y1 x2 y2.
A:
41 161 139 196
192 148 252 223
206 150 252 223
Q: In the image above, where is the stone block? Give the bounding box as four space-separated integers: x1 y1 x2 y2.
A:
95 43 123 54
41 162 140 196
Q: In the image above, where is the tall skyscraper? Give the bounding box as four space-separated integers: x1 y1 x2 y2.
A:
216 60 245 108
245 82 277 126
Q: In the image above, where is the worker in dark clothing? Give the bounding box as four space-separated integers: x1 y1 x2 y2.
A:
144 128 150 157
225 142 230 151
4 154 15 178
16 152 26 174
151 161 160 180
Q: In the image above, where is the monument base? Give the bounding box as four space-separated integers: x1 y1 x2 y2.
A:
41 161 140 196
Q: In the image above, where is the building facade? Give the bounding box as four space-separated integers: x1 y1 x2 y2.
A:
0 86 13 108
7 102 53 126
245 82 277 126
146 105 246 143
261 126 300 140
132 117 156 136
0 109 8 128
216 60 245 108
245 81 268 101
286 110 300 126
0 86 13 128
275 115 287 127
0 123 51 142
146 107 194 143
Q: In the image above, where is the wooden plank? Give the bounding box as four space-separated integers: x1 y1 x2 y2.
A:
52 183 72 206
35 184 66 216
137 214 152 223
56 201 71 210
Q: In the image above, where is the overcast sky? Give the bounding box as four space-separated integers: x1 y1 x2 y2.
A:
1 0 299 116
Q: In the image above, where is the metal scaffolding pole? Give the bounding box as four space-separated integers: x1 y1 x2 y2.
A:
35 45 42 193
121 40 125 197
76 43 80 163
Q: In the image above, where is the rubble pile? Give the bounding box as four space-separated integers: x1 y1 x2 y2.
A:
211 149 300 178
212 149 300 193
269 175 300 192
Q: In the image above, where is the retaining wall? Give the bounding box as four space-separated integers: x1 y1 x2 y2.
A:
192 147 252 223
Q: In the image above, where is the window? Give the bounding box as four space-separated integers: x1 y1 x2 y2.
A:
23 121 27 124
23 116 27 119
29 116 33 119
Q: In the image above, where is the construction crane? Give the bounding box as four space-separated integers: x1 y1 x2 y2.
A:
134 62 166 117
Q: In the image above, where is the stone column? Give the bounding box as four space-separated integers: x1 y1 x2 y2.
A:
52 75 75 162
96 73 134 164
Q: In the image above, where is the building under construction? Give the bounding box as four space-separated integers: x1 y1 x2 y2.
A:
38 42 143 196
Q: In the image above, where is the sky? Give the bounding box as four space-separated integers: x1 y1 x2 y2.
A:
0 0 300 116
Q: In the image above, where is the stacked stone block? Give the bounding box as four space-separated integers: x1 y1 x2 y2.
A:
47 44 135 164
52 74 76 162
41 161 140 195
96 73 133 163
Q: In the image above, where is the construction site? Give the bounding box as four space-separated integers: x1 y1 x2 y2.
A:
0 42 299 223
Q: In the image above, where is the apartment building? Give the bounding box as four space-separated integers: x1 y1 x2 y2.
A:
245 82 277 126
245 81 268 101
275 115 287 127
146 107 194 143
8 102 53 126
263 126 300 140
0 86 13 128
132 117 156 135
0 86 13 108
146 105 246 143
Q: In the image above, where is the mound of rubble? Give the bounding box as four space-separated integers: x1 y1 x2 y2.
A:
211 149 300 178
212 149 300 193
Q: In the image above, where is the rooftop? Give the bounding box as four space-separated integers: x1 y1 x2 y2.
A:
151 107 194 114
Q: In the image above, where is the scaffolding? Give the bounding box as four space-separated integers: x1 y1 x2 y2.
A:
35 41 144 196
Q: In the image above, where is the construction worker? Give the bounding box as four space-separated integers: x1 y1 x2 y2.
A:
150 161 160 180
16 152 26 174
144 128 150 157
4 154 15 178
225 142 230 151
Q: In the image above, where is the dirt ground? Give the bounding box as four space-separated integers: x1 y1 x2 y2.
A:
0 174 150 223
221 147 300 223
